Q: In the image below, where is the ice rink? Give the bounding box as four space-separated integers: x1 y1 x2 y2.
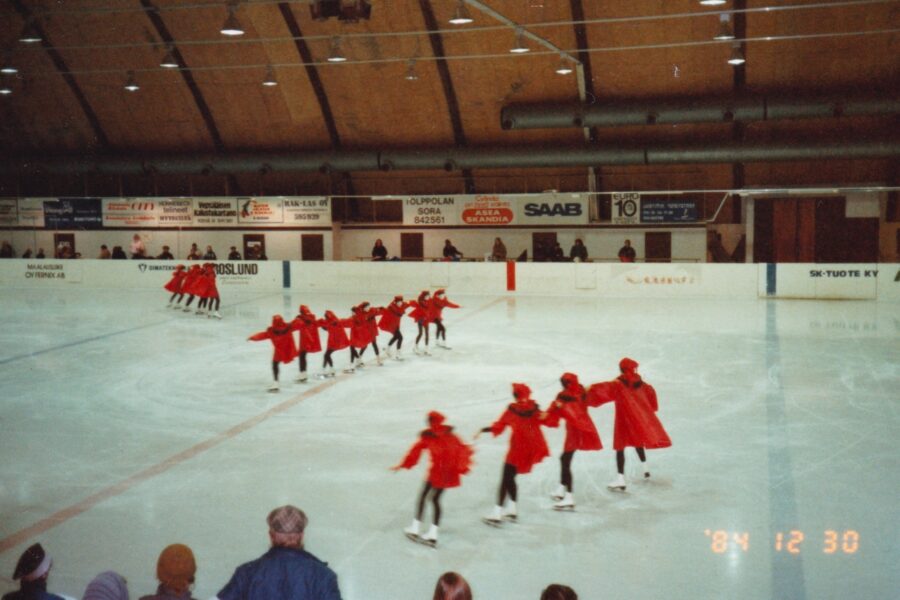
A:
0 285 897 600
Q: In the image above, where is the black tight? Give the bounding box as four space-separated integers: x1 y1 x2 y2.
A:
323 350 335 368
416 321 429 345
272 361 280 381
497 463 518 506
616 447 646 474
184 295 195 307
351 347 361 361
560 451 575 492
388 330 403 348
169 292 183 303
198 297 208 309
298 352 307 372
434 319 446 340
415 483 445 525
370 341 379 356
210 296 220 311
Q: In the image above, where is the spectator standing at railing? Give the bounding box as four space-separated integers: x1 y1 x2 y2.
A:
617 239 636 262
0 241 13 258
186 244 201 261
228 246 242 260
202 245 217 260
98 245 111 259
371 239 388 261
157 246 174 260
491 237 507 262
569 239 588 262
443 239 463 261
131 233 147 259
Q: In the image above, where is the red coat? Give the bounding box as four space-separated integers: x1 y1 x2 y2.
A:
348 311 370 348
429 295 460 321
378 301 409 333
398 425 473 489
364 308 380 342
588 376 671 451
249 320 298 364
320 315 351 351
202 268 219 299
408 298 433 324
488 399 550 474
544 384 603 452
292 313 322 353
181 266 203 296
164 269 186 293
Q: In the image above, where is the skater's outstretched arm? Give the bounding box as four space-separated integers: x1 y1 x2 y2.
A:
393 438 426 471
248 330 272 342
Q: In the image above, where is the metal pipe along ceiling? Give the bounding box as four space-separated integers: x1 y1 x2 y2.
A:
500 93 900 130
3 138 899 176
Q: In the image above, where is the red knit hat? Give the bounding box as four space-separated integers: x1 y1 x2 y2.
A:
512 383 531 399
619 358 639 373
272 315 285 327
427 411 445 426
561 372 580 386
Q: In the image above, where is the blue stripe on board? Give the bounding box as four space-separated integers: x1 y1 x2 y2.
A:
767 263 777 296
765 301 806 599
0 292 280 367
282 260 291 288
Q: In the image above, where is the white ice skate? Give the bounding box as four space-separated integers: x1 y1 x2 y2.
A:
195 307 206 316
295 372 308 383
421 524 439 548
403 519 421 542
357 359 366 369
394 348 404 361
182 306 193 312
437 339 451 350
267 381 280 393
482 505 503 528
423 345 432 356
376 354 383 366
384 347 393 359
502 500 518 522
551 484 567 501
210 311 222 319
553 492 575 511
607 473 627 492
343 366 356 374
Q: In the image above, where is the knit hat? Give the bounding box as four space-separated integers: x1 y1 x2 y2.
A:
82 571 128 600
13 544 51 582
393 295 403 302
561 372 580 386
272 315 285 327
434 288 446 296
156 544 196 594
299 304 311 314
619 358 639 373
428 411 445 427
267 505 308 535
512 383 531 399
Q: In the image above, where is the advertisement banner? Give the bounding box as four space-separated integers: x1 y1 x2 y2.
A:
193 198 238 226
133 261 279 289
283 197 332 226
459 195 514 226
158 198 194 226
402 196 459 226
43 198 103 229
641 198 699 223
0 199 16 226
612 192 640 225
17 198 46 227
21 261 84 283
237 197 284 224
512 193 589 225
102 198 160 228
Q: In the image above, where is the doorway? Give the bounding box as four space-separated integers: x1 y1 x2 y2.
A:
301 234 324 261
401 233 423 261
532 232 557 262
53 233 75 259
243 234 266 260
645 232 671 262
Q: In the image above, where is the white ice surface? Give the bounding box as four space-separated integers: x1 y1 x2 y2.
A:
0 287 898 600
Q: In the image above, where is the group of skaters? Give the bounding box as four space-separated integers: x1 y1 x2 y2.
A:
392 359 671 548
163 263 222 319
248 289 460 391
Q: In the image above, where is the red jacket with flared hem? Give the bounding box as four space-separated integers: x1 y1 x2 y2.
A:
544 384 603 453
489 399 550 474
398 425 473 489
588 376 672 451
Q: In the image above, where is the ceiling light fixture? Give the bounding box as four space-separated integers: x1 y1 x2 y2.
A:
449 1 473 25
700 0 727 6
327 37 347 62
124 70 140 92
19 21 42 44
220 4 244 36
714 14 735 40
509 28 530 54
160 46 179 68
404 58 418 81
555 54 574 75
262 65 278 87
1 54 17 74
727 43 745 65
0 86 12 95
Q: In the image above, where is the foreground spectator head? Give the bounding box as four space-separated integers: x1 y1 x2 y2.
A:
13 543 52 583
433 572 472 600
83 571 129 600
267 505 308 549
540 584 577 600
156 543 196 595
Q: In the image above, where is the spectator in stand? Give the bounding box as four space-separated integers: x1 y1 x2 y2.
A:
569 239 588 262
82 571 129 600
98 245 112 259
540 584 577 600
58 245 74 260
443 239 463 261
21 248 33 259
432 572 472 600
157 245 174 260
2 543 68 600
371 239 388 261
111 246 127 259
216 505 341 600
491 237 507 262
131 234 147 259
186 244 201 261
35 248 45 259
551 242 565 262
617 239 636 262
202 245 217 260
228 246 242 260
139 544 197 600
0 241 13 258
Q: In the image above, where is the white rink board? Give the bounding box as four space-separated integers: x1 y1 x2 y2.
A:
764 264 879 299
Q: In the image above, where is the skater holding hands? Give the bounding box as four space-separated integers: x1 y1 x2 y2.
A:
430 289 460 349
291 305 322 383
408 290 433 355
392 411 473 547
319 310 351 378
378 295 410 360
248 315 298 392
476 382 550 526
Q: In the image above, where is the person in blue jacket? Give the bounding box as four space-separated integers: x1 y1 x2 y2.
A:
2 544 68 600
216 505 342 600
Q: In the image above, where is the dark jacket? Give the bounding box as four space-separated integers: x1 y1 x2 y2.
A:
139 584 196 600
2 581 67 600
217 546 341 600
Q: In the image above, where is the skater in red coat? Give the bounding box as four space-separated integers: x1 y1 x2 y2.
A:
248 315 298 391
408 290 433 355
319 310 351 377
378 295 410 360
543 372 603 510
179 264 204 312
392 411 474 547
352 301 383 368
195 263 221 319
290 305 322 383
588 358 671 491
430 289 460 349
164 265 187 308
476 382 550 525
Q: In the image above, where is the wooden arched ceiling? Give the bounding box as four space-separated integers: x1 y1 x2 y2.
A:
0 0 898 195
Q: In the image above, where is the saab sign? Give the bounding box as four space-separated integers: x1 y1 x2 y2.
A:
515 195 589 225
523 202 582 217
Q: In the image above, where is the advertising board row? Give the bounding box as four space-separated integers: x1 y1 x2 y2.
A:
0 197 331 228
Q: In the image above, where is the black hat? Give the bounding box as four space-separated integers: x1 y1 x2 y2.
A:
13 543 51 581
